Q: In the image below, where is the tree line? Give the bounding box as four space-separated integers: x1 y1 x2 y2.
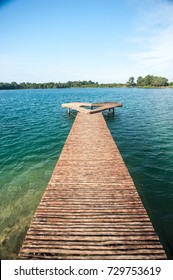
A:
0 80 124 90
126 75 172 87
0 75 173 90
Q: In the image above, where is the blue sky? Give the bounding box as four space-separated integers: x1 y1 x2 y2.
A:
0 0 173 83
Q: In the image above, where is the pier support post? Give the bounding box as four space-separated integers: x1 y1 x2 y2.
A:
107 108 111 115
68 108 70 114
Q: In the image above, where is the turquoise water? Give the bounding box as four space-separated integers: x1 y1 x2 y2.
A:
0 88 173 259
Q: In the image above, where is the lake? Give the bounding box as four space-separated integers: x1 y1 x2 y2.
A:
0 88 173 259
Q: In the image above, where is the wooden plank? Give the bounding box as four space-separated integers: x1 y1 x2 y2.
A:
22 235 160 242
20 248 165 255
19 255 166 260
21 244 163 250
19 110 166 260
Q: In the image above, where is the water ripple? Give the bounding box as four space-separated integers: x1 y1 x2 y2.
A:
0 88 173 259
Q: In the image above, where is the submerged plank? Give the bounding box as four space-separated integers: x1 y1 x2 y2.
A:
19 110 166 259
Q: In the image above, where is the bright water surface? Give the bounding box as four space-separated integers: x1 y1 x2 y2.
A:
0 88 173 259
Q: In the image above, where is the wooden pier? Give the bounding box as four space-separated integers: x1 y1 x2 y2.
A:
19 102 166 259
61 102 122 114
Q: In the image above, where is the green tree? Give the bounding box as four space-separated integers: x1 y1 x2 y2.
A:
143 75 153 86
11 82 18 89
126 77 135 87
137 76 144 87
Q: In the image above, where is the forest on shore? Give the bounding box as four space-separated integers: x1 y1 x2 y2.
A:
0 75 173 90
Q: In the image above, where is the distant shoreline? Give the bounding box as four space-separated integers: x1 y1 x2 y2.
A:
0 85 173 90
0 76 173 90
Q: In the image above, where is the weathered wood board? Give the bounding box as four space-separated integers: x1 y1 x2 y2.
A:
19 111 166 259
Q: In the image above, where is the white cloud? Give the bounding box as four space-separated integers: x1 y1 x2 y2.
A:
127 0 173 80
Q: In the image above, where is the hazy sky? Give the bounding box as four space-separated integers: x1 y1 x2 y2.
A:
1 0 173 83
